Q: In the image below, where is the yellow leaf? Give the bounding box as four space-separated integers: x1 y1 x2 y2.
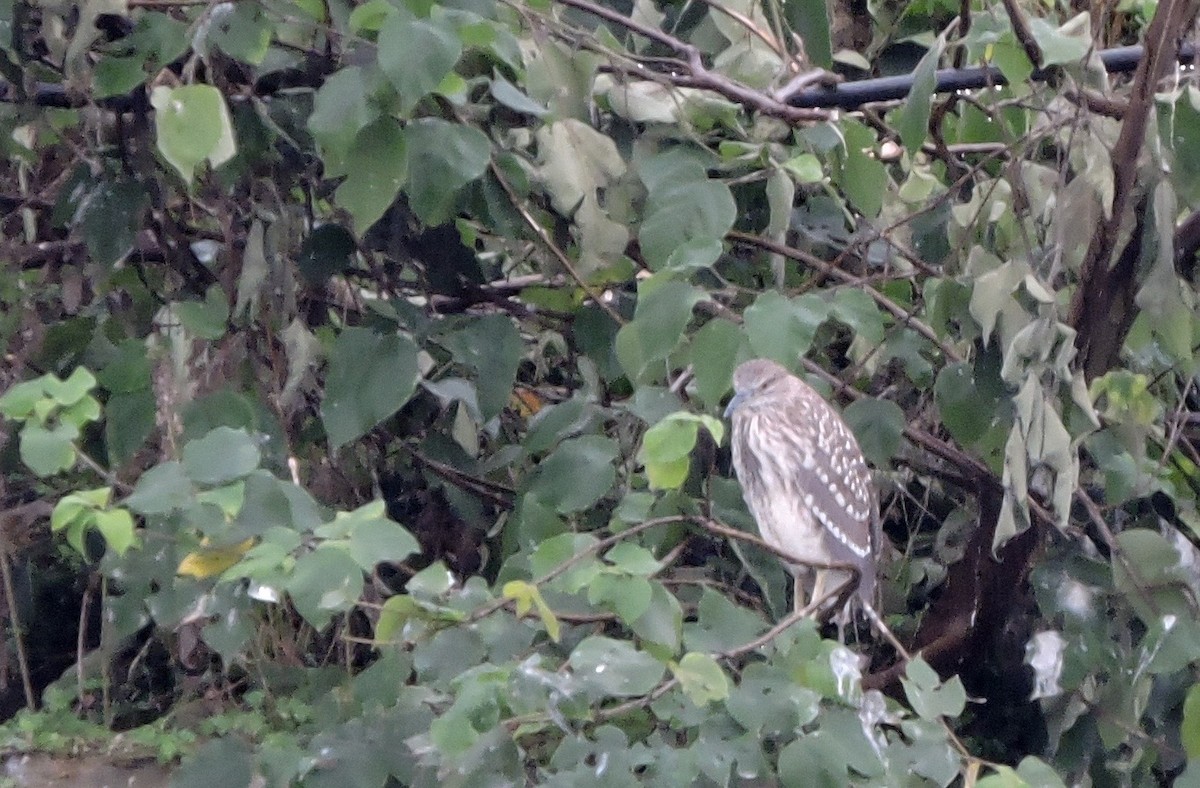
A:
503 580 560 642
511 387 543 418
177 538 255 578
503 580 534 616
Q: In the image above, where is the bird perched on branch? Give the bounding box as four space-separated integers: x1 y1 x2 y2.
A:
724 359 880 620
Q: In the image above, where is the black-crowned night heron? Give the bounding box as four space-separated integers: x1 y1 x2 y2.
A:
724 359 880 619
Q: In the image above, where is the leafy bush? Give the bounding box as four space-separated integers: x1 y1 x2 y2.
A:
2 0 1200 784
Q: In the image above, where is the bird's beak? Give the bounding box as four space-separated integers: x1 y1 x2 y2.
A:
723 391 744 420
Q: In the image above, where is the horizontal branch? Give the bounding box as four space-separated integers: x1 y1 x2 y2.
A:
787 42 1197 109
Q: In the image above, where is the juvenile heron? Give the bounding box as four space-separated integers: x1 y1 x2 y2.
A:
724 359 880 619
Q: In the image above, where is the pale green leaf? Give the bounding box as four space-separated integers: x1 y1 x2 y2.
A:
672 652 730 706
151 85 236 184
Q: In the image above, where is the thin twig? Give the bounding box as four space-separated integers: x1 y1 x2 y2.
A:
693 0 784 59
488 161 626 325
726 231 964 364
77 576 94 704
1075 488 1172 618
550 0 829 124
468 516 691 622
0 548 35 710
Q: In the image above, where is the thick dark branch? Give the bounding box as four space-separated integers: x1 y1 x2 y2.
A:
786 42 1196 109
0 42 1195 114
1000 0 1043 69
1067 0 1200 381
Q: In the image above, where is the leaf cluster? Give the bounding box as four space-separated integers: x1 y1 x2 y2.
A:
1 0 1200 784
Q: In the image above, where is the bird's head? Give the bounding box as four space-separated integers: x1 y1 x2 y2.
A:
724 358 790 418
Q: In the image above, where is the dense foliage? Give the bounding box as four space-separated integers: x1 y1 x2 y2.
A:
3 0 1200 783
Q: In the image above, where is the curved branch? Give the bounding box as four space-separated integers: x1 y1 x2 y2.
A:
549 0 829 124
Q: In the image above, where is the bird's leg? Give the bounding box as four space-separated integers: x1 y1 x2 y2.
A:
805 569 827 616
791 570 806 614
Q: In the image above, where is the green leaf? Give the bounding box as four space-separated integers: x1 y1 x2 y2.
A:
777 727 857 785
151 85 236 184
97 340 152 393
92 14 190 98
990 38 1035 88
895 40 942 154
335 118 407 234
173 286 230 340
286 546 365 629
689 319 747 409
52 488 118 558
834 119 887 218
440 314 523 421
637 150 735 272
321 327 421 449
346 519 421 570
936 361 997 446
588 572 652 623
0 379 44 419
529 533 598 577
615 278 707 381
502 580 561 641
684 588 768 653
45 368 95 407
207 1 272 65
528 436 619 513
534 119 625 216
630 581 683 652
20 422 78 476
831 288 886 345
404 119 491 225
744 291 828 364
490 72 548 117
1183 684 1200 758
901 657 967 720
182 427 262 486
375 595 419 642
105 389 156 466
308 67 378 172
92 508 138 556
638 412 724 490
172 738 254 788
348 0 400 33
78 179 148 268
125 462 194 514
569 636 665 697
378 16 462 116
1158 88 1200 207
1112 529 1196 621
296 224 357 284
782 153 824 183
1015 757 1068 788
782 0 831 68
1028 13 1090 66
726 663 820 734
843 398 904 467
604 542 663 576
671 652 729 706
